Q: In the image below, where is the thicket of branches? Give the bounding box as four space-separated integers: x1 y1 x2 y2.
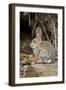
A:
20 12 58 49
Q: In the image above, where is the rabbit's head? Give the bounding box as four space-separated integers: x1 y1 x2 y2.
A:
30 27 42 49
36 27 42 40
30 37 41 49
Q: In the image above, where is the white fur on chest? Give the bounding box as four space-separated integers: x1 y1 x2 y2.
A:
33 48 40 57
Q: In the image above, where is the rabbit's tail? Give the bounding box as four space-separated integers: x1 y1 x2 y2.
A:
54 48 58 61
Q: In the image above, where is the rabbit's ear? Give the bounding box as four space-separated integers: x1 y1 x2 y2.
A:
36 27 42 40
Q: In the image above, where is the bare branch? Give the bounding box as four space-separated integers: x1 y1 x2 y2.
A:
32 13 37 36
37 17 50 41
28 13 30 27
47 14 57 48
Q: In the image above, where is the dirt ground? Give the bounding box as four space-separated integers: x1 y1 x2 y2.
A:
20 53 58 78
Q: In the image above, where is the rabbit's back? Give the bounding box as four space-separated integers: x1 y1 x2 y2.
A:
38 41 55 60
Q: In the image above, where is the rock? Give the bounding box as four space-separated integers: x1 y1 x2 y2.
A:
29 54 37 64
21 57 31 65
22 65 39 77
31 62 58 76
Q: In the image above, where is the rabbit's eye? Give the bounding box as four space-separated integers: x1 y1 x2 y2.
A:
34 40 36 43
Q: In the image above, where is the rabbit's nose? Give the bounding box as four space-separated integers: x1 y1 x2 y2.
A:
30 44 32 47
30 43 33 48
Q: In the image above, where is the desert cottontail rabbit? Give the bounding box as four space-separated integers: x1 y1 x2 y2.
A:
30 27 56 63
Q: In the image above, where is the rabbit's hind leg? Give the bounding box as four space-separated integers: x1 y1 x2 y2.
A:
46 59 52 63
40 56 52 64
